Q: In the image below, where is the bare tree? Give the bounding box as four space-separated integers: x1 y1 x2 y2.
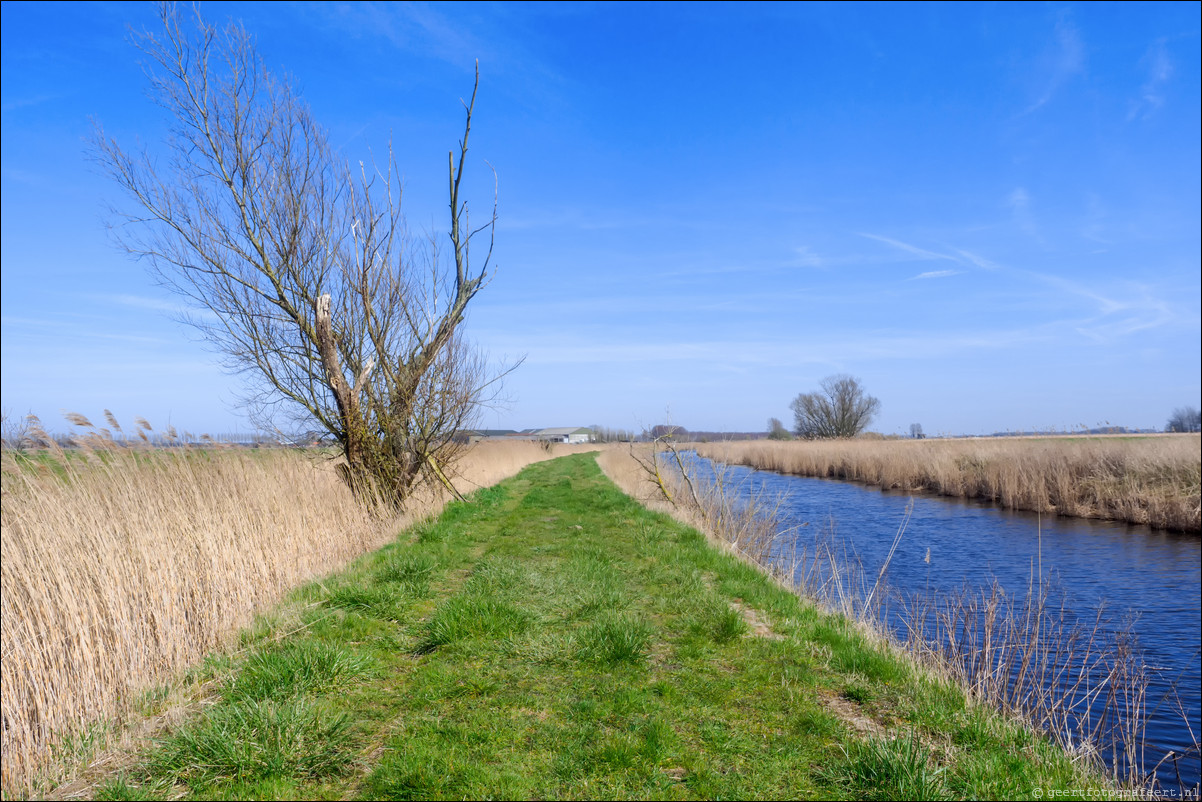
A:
767 417 791 440
94 4 511 506
1 409 32 452
1166 406 1201 433
646 424 688 442
909 422 924 439
790 375 881 439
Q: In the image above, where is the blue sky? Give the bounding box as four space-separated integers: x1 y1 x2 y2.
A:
3 2 1199 437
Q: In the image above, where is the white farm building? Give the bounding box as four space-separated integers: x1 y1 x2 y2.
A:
533 427 594 444
466 427 595 445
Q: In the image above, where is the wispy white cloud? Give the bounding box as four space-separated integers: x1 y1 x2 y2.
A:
775 244 895 271
1029 271 1124 315
859 234 1003 275
858 233 959 263
1006 187 1041 241
1 314 171 346
306 2 573 109
480 325 1053 369
911 270 962 280
1 93 60 113
1021 15 1085 115
1128 38 1173 120
948 247 1001 271
313 3 478 73
104 293 188 314
95 293 222 324
793 245 827 268
1019 270 1176 342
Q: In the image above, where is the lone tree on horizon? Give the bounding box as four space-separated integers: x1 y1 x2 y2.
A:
790 375 881 439
767 417 791 440
647 424 688 442
94 4 512 507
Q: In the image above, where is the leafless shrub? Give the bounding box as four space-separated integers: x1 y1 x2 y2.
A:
1 409 34 451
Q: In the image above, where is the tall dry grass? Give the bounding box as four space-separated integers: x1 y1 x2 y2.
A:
596 444 783 565
899 579 1156 787
0 415 591 795
695 436 1201 532
776 508 1163 786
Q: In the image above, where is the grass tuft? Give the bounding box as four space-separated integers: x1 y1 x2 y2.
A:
146 698 354 787
839 730 950 801
577 613 653 665
325 584 409 621
227 640 377 701
375 551 439 594
709 605 751 644
417 596 533 653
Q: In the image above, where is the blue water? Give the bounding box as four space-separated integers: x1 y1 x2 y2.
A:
691 455 1201 791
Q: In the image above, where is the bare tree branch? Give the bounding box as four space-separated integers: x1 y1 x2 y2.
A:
94 3 516 506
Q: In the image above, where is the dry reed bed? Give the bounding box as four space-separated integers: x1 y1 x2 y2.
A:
695 436 1201 532
0 424 591 795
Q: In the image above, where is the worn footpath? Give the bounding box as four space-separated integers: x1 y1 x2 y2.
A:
88 453 1102 800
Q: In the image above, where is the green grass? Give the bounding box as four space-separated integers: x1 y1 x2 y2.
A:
93 453 1109 800
838 730 949 801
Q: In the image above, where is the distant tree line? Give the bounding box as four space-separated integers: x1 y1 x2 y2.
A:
646 424 688 441
687 430 764 442
588 424 766 443
1166 406 1201 433
590 425 638 443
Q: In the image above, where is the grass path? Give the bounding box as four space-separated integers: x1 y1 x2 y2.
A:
93 453 1103 800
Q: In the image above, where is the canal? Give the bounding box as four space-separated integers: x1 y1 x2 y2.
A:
690 454 1201 792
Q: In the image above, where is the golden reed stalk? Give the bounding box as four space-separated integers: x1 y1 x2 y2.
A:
0 415 592 795
695 436 1201 532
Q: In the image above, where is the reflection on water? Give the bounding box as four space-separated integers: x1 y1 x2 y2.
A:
694 455 1201 791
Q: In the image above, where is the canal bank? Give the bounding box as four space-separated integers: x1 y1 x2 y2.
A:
680 450 1201 793
60 453 1106 801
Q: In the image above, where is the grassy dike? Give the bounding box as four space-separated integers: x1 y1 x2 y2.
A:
89 453 1104 800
